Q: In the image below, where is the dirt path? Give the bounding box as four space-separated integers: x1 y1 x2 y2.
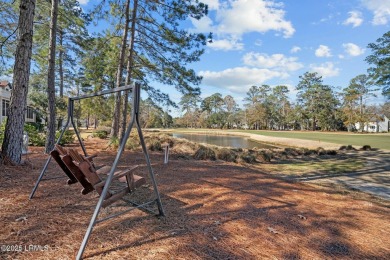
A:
0 139 389 259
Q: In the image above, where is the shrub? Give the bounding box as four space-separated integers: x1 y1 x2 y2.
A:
92 130 108 139
24 123 46 146
257 150 272 162
109 136 120 149
284 147 300 156
240 152 256 163
339 145 356 151
304 149 317 156
216 148 237 162
126 138 140 150
148 138 162 151
0 121 5 145
171 139 197 155
56 130 75 145
316 147 326 156
0 123 43 146
326 150 337 155
194 145 216 160
158 134 174 147
361 145 372 151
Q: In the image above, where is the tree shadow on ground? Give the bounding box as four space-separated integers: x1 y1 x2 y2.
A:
1 143 389 259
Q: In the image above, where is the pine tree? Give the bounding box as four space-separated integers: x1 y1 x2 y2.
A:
1 0 36 165
45 0 59 153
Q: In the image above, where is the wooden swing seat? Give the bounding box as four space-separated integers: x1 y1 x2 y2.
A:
66 147 146 208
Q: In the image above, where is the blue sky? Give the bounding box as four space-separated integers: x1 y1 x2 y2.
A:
85 0 390 113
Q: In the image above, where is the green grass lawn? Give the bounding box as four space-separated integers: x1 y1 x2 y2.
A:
235 130 390 150
261 156 365 177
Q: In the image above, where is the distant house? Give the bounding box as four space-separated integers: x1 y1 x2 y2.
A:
355 115 390 133
0 81 38 124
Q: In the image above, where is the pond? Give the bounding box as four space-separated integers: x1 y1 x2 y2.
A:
172 133 277 149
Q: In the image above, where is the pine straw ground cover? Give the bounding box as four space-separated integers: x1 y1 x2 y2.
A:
1 138 390 259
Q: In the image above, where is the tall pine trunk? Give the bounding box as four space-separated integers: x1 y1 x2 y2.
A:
1 0 36 165
59 30 64 98
45 0 59 154
110 0 131 139
120 0 138 141
57 30 64 130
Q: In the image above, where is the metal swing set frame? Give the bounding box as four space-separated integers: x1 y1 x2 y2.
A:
29 83 165 259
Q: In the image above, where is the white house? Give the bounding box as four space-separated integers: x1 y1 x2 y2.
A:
355 115 390 133
0 81 38 124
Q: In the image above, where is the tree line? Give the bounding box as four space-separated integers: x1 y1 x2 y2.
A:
174 71 389 131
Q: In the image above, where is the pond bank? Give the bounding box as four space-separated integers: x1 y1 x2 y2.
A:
172 132 278 149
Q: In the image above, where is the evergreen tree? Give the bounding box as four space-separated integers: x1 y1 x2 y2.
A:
296 72 338 131
342 74 377 131
0 0 18 72
45 0 59 153
366 31 390 98
1 0 36 165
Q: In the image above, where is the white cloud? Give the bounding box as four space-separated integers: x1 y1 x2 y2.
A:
199 67 288 93
190 0 295 51
78 0 89 5
208 38 244 51
343 11 363 27
362 0 390 25
290 46 301 53
315 45 332 57
215 0 294 38
342 43 365 56
242 52 303 71
310 62 340 78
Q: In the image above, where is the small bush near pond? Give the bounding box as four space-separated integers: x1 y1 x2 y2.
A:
303 149 317 156
216 148 237 162
326 150 337 155
316 147 326 156
339 145 356 151
148 138 162 151
284 148 301 156
240 152 256 163
361 145 372 151
257 150 272 162
194 145 216 160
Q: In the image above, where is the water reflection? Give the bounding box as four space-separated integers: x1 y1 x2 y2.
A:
172 133 276 149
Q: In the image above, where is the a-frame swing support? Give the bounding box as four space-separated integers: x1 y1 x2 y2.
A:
29 83 165 259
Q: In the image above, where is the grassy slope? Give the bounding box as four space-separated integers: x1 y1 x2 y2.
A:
235 130 390 150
